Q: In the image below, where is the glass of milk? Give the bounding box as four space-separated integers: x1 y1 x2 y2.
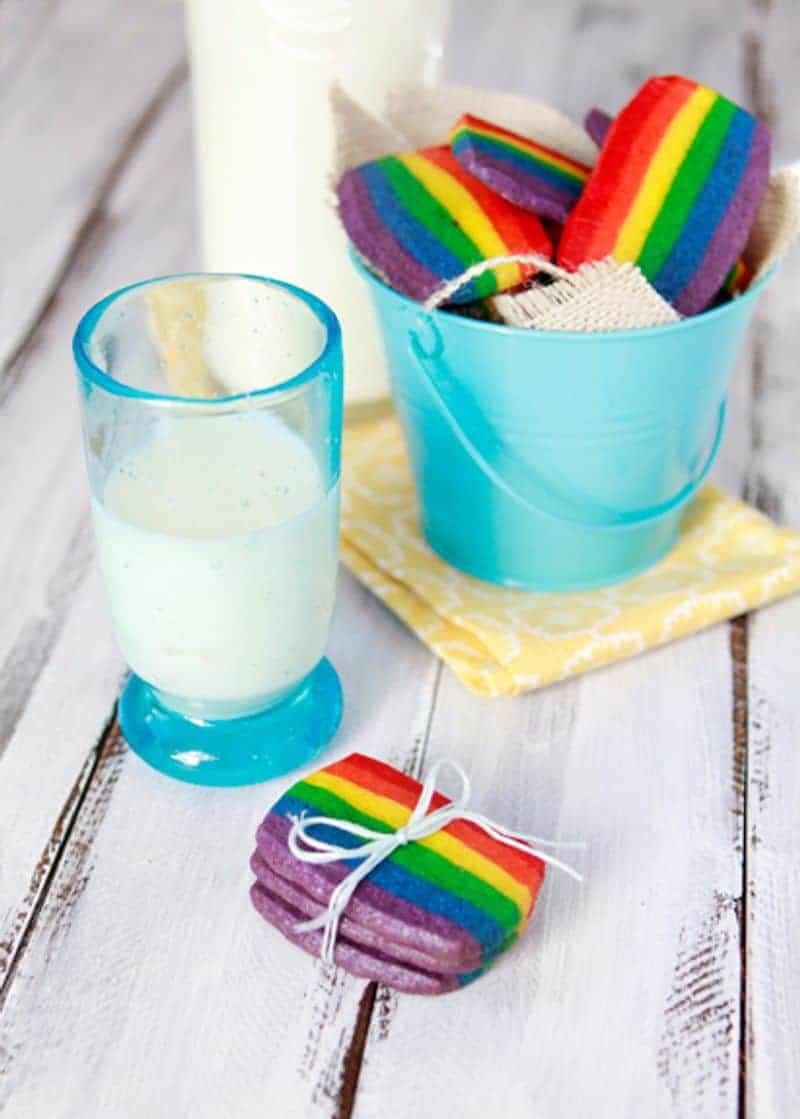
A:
73 274 343 787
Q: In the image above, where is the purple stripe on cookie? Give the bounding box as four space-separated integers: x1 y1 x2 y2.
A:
337 169 440 302
674 119 771 314
456 149 578 223
584 108 613 148
256 815 484 970
250 851 483 975
251 882 460 995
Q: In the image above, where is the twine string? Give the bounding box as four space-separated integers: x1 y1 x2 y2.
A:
287 758 584 965
423 253 572 311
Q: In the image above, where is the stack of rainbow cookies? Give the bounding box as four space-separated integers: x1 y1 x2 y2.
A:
336 73 772 317
250 753 546 995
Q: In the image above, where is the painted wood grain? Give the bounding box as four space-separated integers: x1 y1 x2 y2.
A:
736 252 800 1119
742 140 800 1119
0 82 194 983
0 28 443 1109
0 574 442 1118
739 3 800 1114
746 594 800 1118
0 0 186 383
0 0 59 86
342 7 759 1118
350 629 744 1119
1 0 799 1116
444 0 750 122
0 572 122 988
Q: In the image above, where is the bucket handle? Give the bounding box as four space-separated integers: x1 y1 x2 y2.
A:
409 323 726 531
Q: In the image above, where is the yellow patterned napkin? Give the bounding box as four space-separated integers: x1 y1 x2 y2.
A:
341 417 800 697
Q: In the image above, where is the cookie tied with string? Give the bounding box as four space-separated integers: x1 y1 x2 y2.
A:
249 753 577 995
336 146 552 305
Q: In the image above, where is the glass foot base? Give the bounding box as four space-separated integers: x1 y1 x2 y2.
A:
119 659 343 787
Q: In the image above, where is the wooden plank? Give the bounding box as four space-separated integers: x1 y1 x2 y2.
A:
0 50 440 1108
741 32 800 1119
0 0 59 86
741 252 800 1117
738 3 800 1114
746 595 800 1118
0 70 193 725
0 15 434 1112
444 0 748 122
5 3 795 1118
0 571 122 986
744 593 800 1119
349 629 743 1119
0 0 186 381
0 573 442 1118
336 8 751 1118
0 81 194 980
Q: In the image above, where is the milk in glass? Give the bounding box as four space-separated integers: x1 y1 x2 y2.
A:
93 413 338 719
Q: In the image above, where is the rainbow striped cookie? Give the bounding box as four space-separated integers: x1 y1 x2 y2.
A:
336 146 552 304
251 753 546 993
558 75 771 314
449 113 591 223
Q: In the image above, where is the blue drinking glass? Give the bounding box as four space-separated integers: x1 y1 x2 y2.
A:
73 274 343 786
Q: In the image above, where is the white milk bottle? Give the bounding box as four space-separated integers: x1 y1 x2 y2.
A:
185 0 450 415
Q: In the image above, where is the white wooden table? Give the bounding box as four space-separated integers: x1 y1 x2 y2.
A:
1 3 799 1116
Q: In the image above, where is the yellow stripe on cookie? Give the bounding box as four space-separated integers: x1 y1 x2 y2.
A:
398 151 521 291
304 769 533 915
614 85 716 263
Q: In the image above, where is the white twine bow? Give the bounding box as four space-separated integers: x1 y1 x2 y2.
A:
287 758 584 965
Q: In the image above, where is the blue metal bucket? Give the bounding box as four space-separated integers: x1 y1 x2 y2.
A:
355 257 769 590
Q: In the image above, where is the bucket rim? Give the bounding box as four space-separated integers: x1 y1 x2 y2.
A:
351 250 775 342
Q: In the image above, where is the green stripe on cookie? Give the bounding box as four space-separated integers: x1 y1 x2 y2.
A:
378 157 498 300
293 780 524 932
637 95 736 278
